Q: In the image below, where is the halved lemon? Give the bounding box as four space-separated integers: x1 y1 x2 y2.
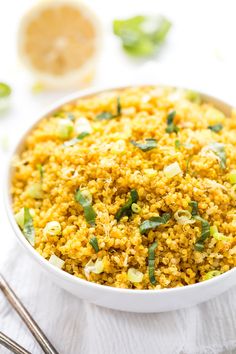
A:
18 0 102 89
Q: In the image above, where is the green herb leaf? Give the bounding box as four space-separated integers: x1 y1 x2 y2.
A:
115 189 138 221
96 97 122 120
208 142 226 169
140 213 171 234
113 15 171 57
23 207 35 246
166 110 179 134
130 138 157 152
148 241 158 285
208 124 223 133
75 189 97 226
89 237 99 253
64 132 89 147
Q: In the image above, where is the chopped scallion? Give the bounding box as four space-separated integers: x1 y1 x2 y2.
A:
208 124 223 133
43 221 61 237
131 203 141 213
84 258 104 278
23 207 35 246
89 237 99 253
130 138 157 152
27 183 43 199
166 110 179 134
208 142 226 169
127 268 143 283
49 254 65 269
115 189 138 221
96 97 122 120
75 189 97 226
163 162 182 178
229 170 236 184
174 210 195 225
203 270 221 281
36 164 44 180
55 119 74 139
148 242 158 285
140 213 170 235
64 132 89 147
185 90 201 104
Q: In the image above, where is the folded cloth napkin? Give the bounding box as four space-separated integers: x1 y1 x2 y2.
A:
0 242 235 354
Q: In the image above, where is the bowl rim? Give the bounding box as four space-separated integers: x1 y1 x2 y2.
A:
4 83 236 295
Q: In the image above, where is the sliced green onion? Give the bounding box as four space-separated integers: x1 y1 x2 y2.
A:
115 189 138 221
15 208 35 230
203 270 221 281
0 82 11 97
43 221 61 237
189 201 210 251
140 213 170 235
166 110 179 134
55 119 74 139
148 242 158 285
36 164 44 180
185 90 201 104
208 124 223 133
229 170 236 184
163 162 182 178
143 168 157 177
210 225 218 236
0 82 12 111
194 215 210 251
174 210 195 225
213 232 233 242
22 207 35 246
75 189 97 226
64 132 89 147
175 139 181 149
84 258 104 278
89 237 99 253
208 142 226 169
189 201 199 217
75 117 92 134
26 183 43 199
49 254 65 269
127 268 143 283
130 138 157 152
131 203 141 213
96 97 122 120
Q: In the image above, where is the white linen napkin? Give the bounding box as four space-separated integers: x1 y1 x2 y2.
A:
0 243 235 354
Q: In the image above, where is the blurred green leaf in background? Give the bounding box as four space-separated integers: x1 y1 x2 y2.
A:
113 15 171 57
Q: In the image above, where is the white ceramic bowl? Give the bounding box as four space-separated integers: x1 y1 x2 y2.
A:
5 85 236 313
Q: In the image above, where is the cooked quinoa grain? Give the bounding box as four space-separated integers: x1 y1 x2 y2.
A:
11 86 236 289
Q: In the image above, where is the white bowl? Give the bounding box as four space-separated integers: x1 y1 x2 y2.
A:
5 85 236 313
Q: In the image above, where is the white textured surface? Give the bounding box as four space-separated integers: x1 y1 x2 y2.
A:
1 0 236 353
0 247 236 354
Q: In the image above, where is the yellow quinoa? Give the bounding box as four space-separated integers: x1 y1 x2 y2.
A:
11 86 236 289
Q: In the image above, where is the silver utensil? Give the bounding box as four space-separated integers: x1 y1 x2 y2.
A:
0 331 30 354
0 273 59 354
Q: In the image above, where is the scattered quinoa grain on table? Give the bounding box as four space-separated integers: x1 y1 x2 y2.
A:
11 86 236 289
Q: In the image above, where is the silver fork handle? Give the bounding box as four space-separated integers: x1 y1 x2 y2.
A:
0 274 59 354
0 331 30 354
